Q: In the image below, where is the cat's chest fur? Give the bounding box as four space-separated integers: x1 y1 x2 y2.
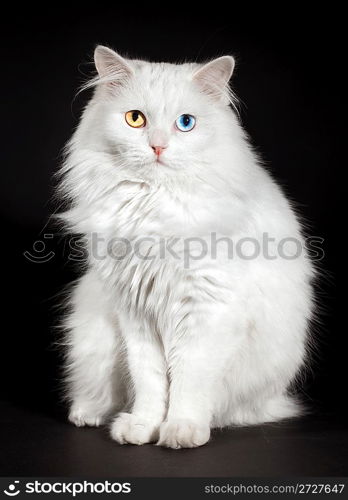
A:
109 179 221 238
93 179 234 329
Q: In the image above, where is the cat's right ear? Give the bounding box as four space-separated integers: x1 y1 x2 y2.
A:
193 56 235 103
94 46 133 88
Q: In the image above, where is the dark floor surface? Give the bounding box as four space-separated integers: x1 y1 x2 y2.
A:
1 400 347 477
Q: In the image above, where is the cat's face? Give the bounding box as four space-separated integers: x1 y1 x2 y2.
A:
81 47 235 179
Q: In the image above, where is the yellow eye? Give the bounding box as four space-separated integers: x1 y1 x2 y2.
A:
125 110 146 128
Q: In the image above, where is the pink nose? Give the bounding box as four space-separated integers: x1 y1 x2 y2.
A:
152 145 166 156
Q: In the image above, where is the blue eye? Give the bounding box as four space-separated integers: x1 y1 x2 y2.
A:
175 114 196 132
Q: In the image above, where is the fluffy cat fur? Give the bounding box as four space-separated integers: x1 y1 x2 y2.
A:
58 46 315 448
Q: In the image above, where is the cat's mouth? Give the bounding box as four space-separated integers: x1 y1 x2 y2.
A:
155 157 166 166
151 155 169 167
142 155 175 169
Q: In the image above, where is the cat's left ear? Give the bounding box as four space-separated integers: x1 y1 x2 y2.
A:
193 56 235 102
94 45 133 88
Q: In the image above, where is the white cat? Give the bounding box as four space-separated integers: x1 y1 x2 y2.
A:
59 46 315 448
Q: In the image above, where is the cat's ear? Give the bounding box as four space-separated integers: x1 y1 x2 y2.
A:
94 45 133 88
193 56 235 102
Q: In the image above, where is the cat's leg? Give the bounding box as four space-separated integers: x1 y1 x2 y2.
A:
110 316 168 445
158 300 242 449
65 270 125 427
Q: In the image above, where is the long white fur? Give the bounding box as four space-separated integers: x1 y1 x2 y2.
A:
59 46 315 448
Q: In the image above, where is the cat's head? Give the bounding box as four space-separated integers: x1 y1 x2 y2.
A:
74 46 237 181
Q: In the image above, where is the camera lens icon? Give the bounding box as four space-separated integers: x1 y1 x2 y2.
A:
4 481 20 496
23 234 55 263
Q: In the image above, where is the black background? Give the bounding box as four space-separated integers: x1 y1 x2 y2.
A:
0 6 345 423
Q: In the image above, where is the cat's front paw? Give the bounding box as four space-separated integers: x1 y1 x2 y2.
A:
157 419 210 449
68 407 104 427
110 412 161 445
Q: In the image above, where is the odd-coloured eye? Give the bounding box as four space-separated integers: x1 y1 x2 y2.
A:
125 110 146 128
175 114 196 132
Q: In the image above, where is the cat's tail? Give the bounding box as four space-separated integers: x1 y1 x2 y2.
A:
223 393 304 427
